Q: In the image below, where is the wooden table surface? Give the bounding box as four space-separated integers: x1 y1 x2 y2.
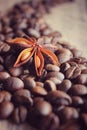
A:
0 0 87 130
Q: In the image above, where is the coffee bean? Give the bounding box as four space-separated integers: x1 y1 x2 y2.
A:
0 91 12 103
34 100 52 116
28 28 40 38
57 79 72 92
12 106 27 124
69 84 87 96
0 56 4 64
65 66 81 79
32 86 47 96
24 77 36 90
0 43 10 53
45 64 60 72
61 62 70 72
48 77 62 85
9 67 23 77
58 107 79 123
36 81 44 87
71 48 82 58
46 90 72 105
0 71 10 81
44 80 56 92
0 101 14 119
81 69 87 74
0 64 4 71
13 89 33 106
46 72 64 81
76 74 87 84
72 96 84 107
4 77 24 92
80 113 87 128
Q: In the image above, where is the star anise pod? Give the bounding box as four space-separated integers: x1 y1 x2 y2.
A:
7 37 60 76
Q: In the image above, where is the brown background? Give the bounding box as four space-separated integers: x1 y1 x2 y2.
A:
0 0 87 130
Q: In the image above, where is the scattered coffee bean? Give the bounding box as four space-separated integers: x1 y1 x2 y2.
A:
0 91 12 103
44 80 56 91
45 64 60 72
9 67 23 77
32 86 47 96
0 71 10 81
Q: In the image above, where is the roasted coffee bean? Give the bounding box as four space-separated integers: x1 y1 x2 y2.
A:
69 84 87 96
13 89 33 106
0 101 14 119
65 66 81 79
0 56 4 64
48 77 61 85
0 71 10 81
34 100 52 116
44 80 56 91
57 79 72 92
4 77 24 92
9 67 23 77
71 48 82 58
76 74 87 84
28 28 40 38
32 86 47 96
0 64 4 71
12 106 27 124
46 90 72 106
24 77 36 90
37 113 60 130
0 43 10 53
58 107 79 123
72 96 84 107
36 81 44 87
0 91 12 103
46 72 64 81
45 64 60 72
80 113 87 128
81 69 87 74
60 62 70 72
55 48 73 64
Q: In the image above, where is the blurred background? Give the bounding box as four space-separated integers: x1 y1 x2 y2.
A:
0 0 87 57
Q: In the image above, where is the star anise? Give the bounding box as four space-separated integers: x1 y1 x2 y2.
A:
7 37 60 76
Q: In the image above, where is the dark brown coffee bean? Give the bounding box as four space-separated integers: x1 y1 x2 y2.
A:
36 81 44 87
0 56 4 64
0 71 10 81
4 77 24 92
12 106 27 124
0 64 4 71
80 113 87 127
9 67 23 77
76 74 87 84
58 107 79 123
57 79 72 92
34 100 52 116
81 69 87 74
0 91 12 103
56 48 73 64
61 62 70 72
24 77 36 90
72 96 84 107
0 101 14 119
44 80 56 92
48 77 62 85
32 86 47 96
65 66 81 79
69 84 87 96
13 89 33 106
0 43 10 53
46 72 64 81
45 64 60 72
38 113 60 130
46 90 72 105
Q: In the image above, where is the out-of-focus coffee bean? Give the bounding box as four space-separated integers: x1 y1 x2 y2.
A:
45 64 60 72
71 48 82 58
34 100 52 116
57 79 72 92
24 77 36 90
0 101 14 119
0 43 10 53
76 74 87 85
46 90 72 105
65 66 81 79
0 71 10 81
0 91 12 103
5 55 16 69
0 56 4 64
44 80 56 92
55 48 73 64
46 72 64 81
36 81 44 87
4 77 24 92
81 69 87 74
58 107 79 123
9 67 23 77
80 113 87 127
61 62 70 72
69 84 87 96
0 64 4 71
13 89 33 106
72 96 84 107
37 113 60 130
48 77 61 85
32 86 47 96
28 28 40 38
12 106 27 124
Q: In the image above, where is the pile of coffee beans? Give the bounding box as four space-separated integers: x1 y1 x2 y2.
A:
0 0 87 130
